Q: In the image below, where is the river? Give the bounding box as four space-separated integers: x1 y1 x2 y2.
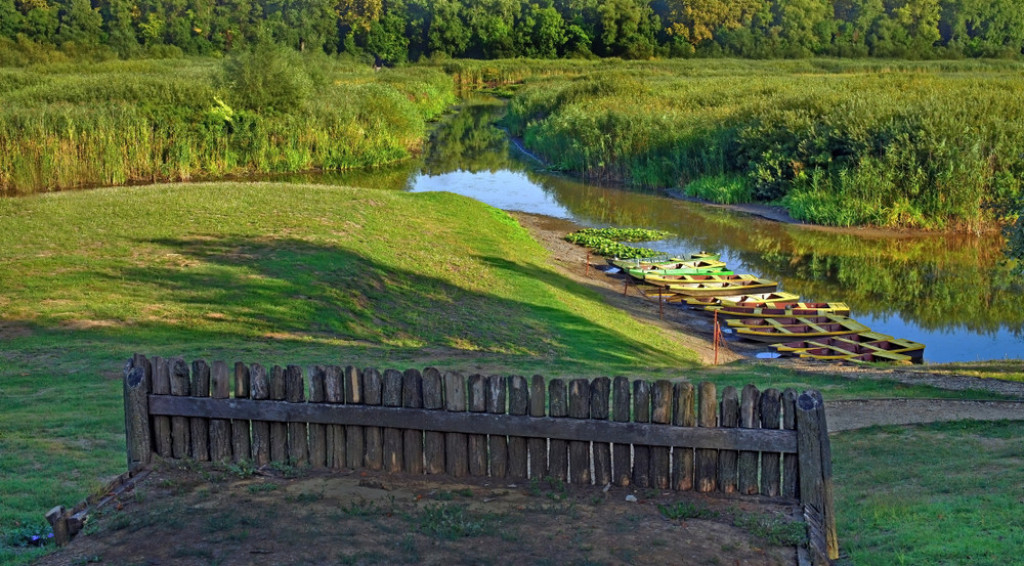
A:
298 97 1023 364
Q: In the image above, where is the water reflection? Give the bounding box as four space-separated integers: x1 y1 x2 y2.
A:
400 98 1023 363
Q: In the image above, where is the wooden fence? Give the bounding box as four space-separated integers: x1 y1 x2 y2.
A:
121 354 837 564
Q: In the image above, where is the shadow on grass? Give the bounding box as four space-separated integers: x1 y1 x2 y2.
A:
79 234 688 368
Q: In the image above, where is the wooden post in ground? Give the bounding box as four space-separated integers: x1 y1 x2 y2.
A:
123 355 151 472
796 390 839 564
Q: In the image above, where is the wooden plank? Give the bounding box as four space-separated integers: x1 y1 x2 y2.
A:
547 379 568 481
672 381 695 491
527 375 546 480
444 371 468 477
782 389 799 499
323 365 345 469
467 374 487 476
269 365 288 463
151 356 172 458
346 366 366 469
797 390 838 561
718 386 739 493
738 384 761 495
307 366 328 469
285 365 308 466
507 375 529 480
760 388 782 497
232 362 252 463
169 358 191 459
123 356 151 472
590 377 612 487
249 363 270 467
650 380 672 489
361 367 382 470
612 376 631 486
568 379 591 486
487 375 508 478
696 381 718 492
382 369 404 473
631 380 652 488
402 369 425 475
147 396 801 452
189 360 211 462
422 367 445 475
209 361 233 463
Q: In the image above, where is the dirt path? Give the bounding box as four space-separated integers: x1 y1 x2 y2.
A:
512 211 1024 432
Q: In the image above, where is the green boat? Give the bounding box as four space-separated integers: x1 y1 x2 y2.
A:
625 259 730 281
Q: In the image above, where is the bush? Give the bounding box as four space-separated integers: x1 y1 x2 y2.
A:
222 41 314 114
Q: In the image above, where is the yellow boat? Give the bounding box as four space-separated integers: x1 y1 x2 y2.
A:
774 333 925 362
659 277 780 297
726 315 871 343
671 292 801 307
705 302 851 318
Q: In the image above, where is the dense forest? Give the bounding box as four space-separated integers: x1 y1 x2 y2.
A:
2 0 1023 64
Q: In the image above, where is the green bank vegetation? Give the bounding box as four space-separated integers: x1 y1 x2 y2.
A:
0 51 455 194
501 58 1024 230
1 183 1021 565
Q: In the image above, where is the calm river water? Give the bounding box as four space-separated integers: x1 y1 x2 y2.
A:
284 99 1024 363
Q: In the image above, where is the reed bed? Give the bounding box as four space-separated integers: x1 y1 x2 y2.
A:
0 57 456 195
500 59 1024 230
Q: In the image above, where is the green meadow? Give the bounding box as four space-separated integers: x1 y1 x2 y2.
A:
499 58 1024 230
1 182 1022 565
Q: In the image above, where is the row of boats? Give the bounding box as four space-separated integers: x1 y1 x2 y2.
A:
610 253 925 363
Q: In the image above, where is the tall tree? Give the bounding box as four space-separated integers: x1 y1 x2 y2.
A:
665 0 765 46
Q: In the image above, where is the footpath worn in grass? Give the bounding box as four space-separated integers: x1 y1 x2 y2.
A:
1 182 1020 564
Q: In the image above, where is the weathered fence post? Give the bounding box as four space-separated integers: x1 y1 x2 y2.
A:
123 355 151 472
210 361 232 463
403 368 425 475
169 358 191 459
487 375 509 478
718 386 739 493
612 376 631 486
190 360 211 462
547 378 568 481
285 365 308 466
308 366 328 469
507 375 530 480
346 366 366 469
672 380 695 491
760 388 782 497
444 371 469 477
696 381 718 492
324 365 346 469
382 369 404 473
782 389 799 499
232 362 252 463
527 375 547 479
568 379 592 485
151 356 172 458
359 367 379 470
590 377 612 486
650 380 673 489
269 366 288 463
422 367 446 475
796 390 838 564
250 363 270 466
467 374 488 476
738 384 761 495
631 379 652 488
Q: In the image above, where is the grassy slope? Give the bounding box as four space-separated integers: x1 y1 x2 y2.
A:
0 182 1020 564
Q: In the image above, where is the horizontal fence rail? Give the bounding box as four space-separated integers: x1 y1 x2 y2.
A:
123 354 837 563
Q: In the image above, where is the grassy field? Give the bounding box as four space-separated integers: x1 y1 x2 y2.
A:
1 182 1021 564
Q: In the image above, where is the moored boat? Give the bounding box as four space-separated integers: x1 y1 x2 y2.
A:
671 292 801 307
726 315 871 343
705 302 851 318
774 333 925 362
608 251 721 270
625 259 730 281
657 278 780 297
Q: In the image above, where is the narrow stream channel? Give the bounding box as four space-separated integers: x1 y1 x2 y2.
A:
302 97 1024 364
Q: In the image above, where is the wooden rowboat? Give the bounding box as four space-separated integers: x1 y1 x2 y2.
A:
608 251 721 270
657 278 780 297
625 260 730 281
705 302 851 318
774 333 925 362
671 292 801 307
726 315 870 343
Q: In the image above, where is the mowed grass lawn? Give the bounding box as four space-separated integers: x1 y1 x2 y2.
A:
1 182 1022 565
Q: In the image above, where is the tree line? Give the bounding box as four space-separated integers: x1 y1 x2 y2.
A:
1 0 1022 63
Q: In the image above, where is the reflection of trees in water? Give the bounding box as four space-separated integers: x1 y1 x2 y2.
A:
531 173 1022 334
422 98 518 175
